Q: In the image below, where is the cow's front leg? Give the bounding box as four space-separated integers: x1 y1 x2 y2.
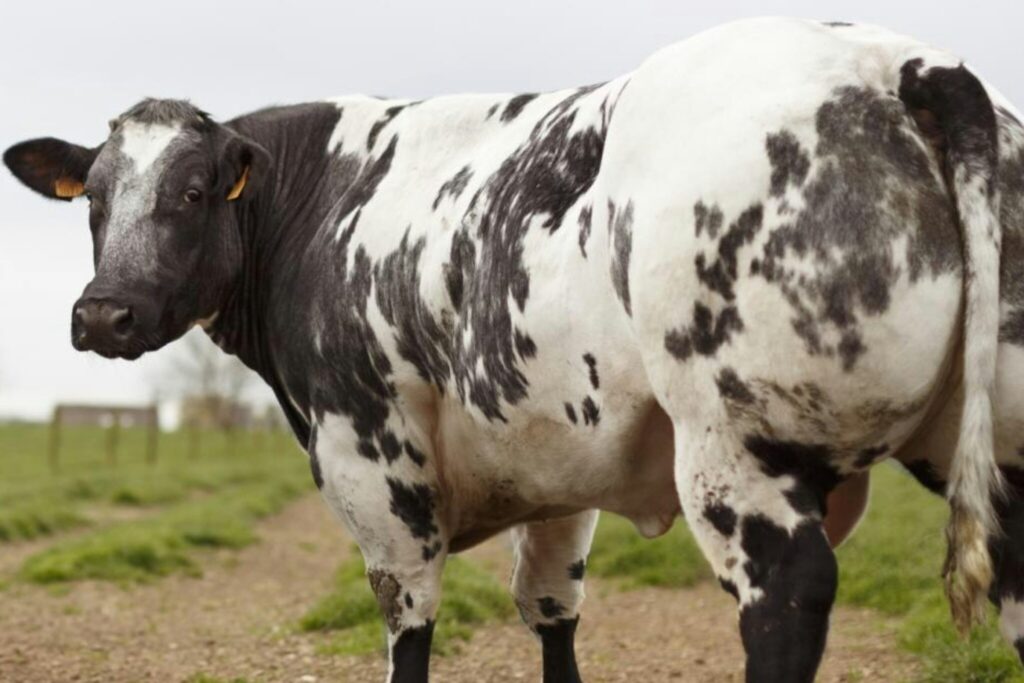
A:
675 422 838 683
510 510 599 683
310 419 447 683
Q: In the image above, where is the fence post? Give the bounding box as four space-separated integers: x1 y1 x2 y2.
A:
188 426 200 460
48 406 62 474
106 413 120 466
146 406 159 465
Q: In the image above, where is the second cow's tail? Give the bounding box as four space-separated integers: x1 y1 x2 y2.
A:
899 57 1004 634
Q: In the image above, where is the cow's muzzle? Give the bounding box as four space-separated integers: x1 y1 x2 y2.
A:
71 297 141 359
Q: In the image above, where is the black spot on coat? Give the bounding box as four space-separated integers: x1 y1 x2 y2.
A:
403 440 427 467
694 203 763 301
386 477 438 541
664 302 744 361
433 165 473 209
704 502 738 537
766 131 811 197
716 367 755 405
567 559 586 580
514 329 537 360
538 596 566 619
367 105 406 150
608 199 634 316
581 396 600 426
577 204 593 257
501 93 539 122
743 435 841 515
694 201 724 239
375 230 451 391
582 353 599 389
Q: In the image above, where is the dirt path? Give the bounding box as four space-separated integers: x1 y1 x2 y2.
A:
0 495 919 682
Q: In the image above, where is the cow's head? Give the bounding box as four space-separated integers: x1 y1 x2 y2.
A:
3 99 271 359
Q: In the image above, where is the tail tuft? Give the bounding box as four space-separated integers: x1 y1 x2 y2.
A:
900 57 1004 634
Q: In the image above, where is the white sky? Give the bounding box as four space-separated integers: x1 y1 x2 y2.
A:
0 0 1021 421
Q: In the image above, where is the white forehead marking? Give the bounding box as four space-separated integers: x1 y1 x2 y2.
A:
118 121 182 174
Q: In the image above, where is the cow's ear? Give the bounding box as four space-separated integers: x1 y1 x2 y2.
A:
220 133 271 202
3 138 100 201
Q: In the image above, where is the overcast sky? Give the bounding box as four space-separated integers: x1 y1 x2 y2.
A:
1 0 1021 421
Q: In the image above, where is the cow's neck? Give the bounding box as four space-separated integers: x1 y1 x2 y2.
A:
207 103 346 440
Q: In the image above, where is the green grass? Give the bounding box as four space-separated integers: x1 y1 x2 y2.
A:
19 475 307 583
0 500 88 542
587 512 710 589
835 465 1024 683
0 422 311 584
183 675 251 683
0 424 304 550
301 550 514 656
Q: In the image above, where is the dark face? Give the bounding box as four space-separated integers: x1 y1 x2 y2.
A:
3 100 270 359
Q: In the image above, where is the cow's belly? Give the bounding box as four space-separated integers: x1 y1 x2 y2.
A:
434 370 680 547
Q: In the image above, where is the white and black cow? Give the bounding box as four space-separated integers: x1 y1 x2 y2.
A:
5 17 1024 682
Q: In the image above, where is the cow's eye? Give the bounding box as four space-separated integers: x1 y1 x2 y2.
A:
183 188 202 203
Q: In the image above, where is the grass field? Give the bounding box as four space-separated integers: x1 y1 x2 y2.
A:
0 423 309 582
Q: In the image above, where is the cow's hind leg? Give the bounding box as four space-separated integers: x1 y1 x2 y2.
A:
510 510 599 683
675 421 839 683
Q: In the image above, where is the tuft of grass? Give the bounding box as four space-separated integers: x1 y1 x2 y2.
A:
900 597 1024 683
0 424 305 550
586 512 710 589
19 477 304 584
183 675 251 683
107 478 188 506
301 549 514 656
0 502 88 542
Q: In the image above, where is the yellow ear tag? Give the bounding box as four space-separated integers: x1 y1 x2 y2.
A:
54 178 85 199
226 165 250 201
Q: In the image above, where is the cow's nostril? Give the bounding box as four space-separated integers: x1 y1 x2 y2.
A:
111 307 134 337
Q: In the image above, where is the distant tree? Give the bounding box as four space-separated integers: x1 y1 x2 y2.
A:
163 329 258 431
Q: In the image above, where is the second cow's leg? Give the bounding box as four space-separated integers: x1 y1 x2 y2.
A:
511 509 600 683
899 448 1024 664
675 421 839 683
989 467 1024 664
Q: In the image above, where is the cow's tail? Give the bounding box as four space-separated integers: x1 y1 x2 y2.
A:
899 58 1004 634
